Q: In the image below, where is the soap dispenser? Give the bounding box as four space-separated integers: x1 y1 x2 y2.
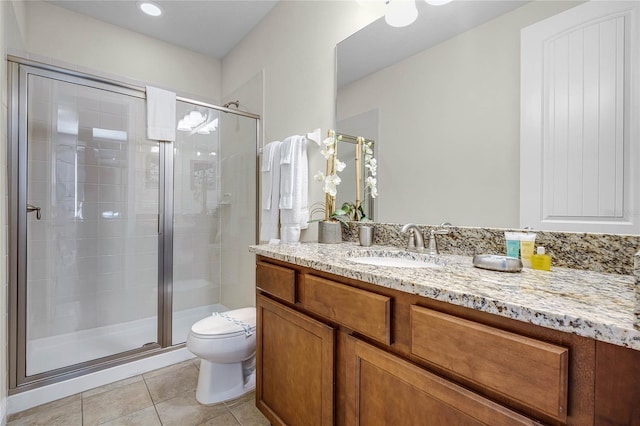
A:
531 247 551 271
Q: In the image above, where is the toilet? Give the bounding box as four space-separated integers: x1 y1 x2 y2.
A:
186 307 257 405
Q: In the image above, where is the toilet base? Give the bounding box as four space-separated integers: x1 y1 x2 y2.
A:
195 359 256 405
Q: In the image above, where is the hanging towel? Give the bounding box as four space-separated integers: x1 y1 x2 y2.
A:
146 86 176 141
260 141 282 242
280 135 309 243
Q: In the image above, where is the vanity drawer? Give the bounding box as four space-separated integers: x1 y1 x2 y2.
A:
256 261 296 304
302 275 391 345
410 306 568 422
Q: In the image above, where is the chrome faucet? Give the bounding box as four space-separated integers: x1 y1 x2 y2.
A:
401 223 424 252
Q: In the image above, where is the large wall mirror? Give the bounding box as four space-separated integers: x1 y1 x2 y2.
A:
336 0 639 233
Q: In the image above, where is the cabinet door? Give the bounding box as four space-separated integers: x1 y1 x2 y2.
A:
256 294 334 426
344 336 539 426
411 306 568 421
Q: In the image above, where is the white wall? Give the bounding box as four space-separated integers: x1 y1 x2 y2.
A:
221 1 384 239
338 2 578 227
17 1 221 102
4 0 26 54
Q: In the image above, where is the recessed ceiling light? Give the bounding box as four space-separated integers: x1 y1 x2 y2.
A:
385 0 418 28
139 2 162 17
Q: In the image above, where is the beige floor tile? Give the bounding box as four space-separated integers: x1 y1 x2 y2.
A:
197 411 241 426
82 375 143 398
82 380 153 426
8 394 81 422
228 400 270 426
155 390 229 426
144 362 199 403
143 359 196 380
7 398 82 426
100 406 161 426
224 391 255 409
193 358 201 370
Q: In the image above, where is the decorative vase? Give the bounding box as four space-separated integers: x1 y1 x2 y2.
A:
318 220 342 244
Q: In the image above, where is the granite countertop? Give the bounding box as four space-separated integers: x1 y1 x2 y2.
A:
250 242 640 351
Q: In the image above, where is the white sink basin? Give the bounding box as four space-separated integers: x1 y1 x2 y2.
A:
347 251 445 268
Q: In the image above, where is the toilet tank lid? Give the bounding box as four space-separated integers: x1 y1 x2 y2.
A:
191 307 256 337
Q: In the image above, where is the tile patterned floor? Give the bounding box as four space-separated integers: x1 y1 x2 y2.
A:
8 360 270 426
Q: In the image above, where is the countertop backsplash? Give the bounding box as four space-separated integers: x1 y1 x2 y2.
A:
343 222 640 276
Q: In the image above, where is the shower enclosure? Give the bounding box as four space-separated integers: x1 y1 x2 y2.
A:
7 60 258 390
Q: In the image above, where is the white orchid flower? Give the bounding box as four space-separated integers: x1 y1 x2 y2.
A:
335 159 346 172
370 186 378 198
327 174 342 186
366 176 377 188
323 174 341 196
320 145 334 160
322 136 335 147
365 161 377 177
314 171 325 182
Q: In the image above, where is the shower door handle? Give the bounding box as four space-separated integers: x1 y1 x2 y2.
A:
27 204 42 220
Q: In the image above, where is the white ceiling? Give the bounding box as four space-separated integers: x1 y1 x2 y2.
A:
49 0 279 59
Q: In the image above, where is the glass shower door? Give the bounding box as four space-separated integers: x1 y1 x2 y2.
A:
21 70 160 377
171 103 224 344
171 103 258 344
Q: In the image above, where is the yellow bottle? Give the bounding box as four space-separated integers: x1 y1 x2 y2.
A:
531 247 551 271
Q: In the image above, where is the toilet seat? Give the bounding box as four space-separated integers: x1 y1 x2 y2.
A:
190 307 256 339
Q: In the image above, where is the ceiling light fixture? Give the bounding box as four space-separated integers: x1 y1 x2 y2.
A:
139 2 162 17
425 0 453 5
385 0 418 28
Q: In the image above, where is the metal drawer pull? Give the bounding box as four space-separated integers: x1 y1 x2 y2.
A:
27 204 41 220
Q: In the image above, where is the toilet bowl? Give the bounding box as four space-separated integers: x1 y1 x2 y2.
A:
186 307 257 405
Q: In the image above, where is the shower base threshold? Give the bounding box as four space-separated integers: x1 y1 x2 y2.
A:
27 304 226 376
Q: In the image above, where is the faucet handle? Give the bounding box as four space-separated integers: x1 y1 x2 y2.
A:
407 233 416 249
426 223 452 255
433 222 452 235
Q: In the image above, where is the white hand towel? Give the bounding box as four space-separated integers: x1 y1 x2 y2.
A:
146 86 176 141
280 135 309 242
280 136 294 165
260 141 282 242
280 225 301 244
279 136 295 209
260 141 281 209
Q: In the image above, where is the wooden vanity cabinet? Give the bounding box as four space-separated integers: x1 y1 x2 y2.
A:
410 306 569 422
256 294 334 426
339 333 540 425
255 256 638 426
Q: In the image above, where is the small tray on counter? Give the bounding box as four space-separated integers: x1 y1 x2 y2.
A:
472 255 523 272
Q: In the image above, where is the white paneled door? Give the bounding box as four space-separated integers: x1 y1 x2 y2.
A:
521 1 639 233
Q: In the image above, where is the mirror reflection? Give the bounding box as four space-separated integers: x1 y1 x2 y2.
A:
336 0 637 233
335 134 376 220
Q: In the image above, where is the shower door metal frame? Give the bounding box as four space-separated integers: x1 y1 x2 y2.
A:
7 60 171 392
8 57 261 393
